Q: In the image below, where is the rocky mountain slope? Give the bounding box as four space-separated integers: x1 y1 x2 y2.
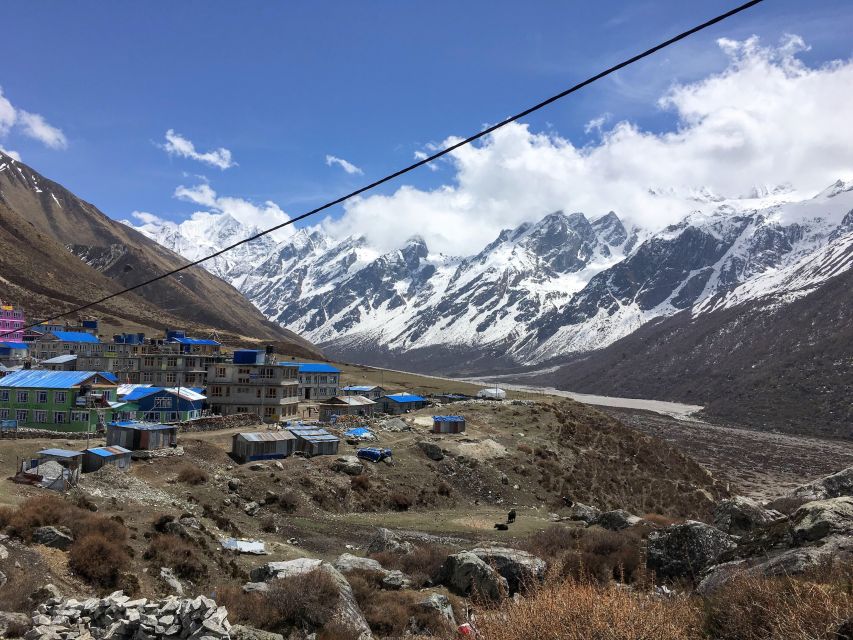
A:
0 151 319 356
128 180 852 381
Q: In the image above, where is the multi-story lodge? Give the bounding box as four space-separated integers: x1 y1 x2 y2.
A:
282 363 341 401
0 370 119 432
0 301 25 342
208 349 299 422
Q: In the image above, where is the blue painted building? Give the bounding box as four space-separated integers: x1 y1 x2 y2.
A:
119 386 206 423
379 393 429 415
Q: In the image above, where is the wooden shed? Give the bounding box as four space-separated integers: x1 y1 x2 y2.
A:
232 431 297 464
286 426 340 457
82 446 132 473
106 421 178 451
433 415 466 434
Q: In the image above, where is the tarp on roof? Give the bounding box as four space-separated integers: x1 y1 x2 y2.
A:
295 363 341 373
86 446 131 457
38 448 83 458
236 431 296 442
109 421 175 431
122 386 206 402
344 427 375 439
48 331 101 343
99 372 119 383
0 370 113 389
169 337 220 346
385 393 426 403
322 395 375 406
42 354 77 364
117 383 153 397
433 415 465 422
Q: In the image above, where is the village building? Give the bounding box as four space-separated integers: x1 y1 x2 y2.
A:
0 370 120 432
477 387 507 400
317 395 376 422
286 425 340 456
231 431 297 463
433 415 466 434
82 445 132 473
379 393 429 414
16 448 83 491
118 386 206 423
30 330 102 361
42 354 78 371
0 341 28 366
207 350 299 422
106 420 178 451
341 385 386 400
282 363 341 401
0 301 25 343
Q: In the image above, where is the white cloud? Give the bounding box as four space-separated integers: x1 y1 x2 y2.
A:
414 150 439 171
325 154 363 175
324 35 853 255
0 86 67 150
583 114 610 135
174 183 293 241
0 148 21 161
163 129 236 169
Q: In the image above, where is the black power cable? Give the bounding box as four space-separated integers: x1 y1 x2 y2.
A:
4 0 765 337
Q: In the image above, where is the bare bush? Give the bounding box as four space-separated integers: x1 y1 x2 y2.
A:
177 464 208 485
69 533 129 588
143 534 207 581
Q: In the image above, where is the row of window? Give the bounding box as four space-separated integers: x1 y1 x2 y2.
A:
227 404 298 417
209 385 298 398
0 390 69 404
300 375 340 383
135 410 200 422
0 408 89 423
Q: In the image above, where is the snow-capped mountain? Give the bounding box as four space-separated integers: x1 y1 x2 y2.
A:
125 180 853 370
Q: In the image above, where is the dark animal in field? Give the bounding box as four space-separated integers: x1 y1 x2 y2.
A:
562 496 574 507
494 523 509 530
507 509 517 524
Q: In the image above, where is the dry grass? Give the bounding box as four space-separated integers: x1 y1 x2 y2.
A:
3 495 126 542
370 543 455 588
703 572 853 639
68 533 130 588
473 578 703 640
350 474 370 492
388 491 413 512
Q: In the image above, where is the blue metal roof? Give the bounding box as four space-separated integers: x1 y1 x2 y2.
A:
385 393 426 403
99 371 118 383
433 415 465 422
86 446 131 457
122 386 164 401
38 448 83 458
109 420 175 431
295 363 341 373
0 342 28 350
169 337 220 346
49 331 101 343
0 370 114 389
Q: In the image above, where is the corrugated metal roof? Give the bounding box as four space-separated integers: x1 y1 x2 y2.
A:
0 342 28 350
86 446 131 457
294 363 341 373
322 395 375 406
47 331 101 343
38 448 83 458
163 387 206 401
342 385 380 392
301 434 340 443
169 337 220 346
433 415 465 422
42 354 77 364
109 420 175 431
236 431 296 442
0 370 113 389
118 383 153 396
99 371 119 383
385 393 427 403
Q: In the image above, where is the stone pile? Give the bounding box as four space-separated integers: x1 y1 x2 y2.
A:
26 592 230 640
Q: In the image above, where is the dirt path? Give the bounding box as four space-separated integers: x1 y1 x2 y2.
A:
607 408 853 500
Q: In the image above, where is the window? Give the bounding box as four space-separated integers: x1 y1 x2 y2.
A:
16 391 28 403
15 409 28 421
184 358 196 368
34 410 47 423
265 388 277 399
236 406 248 414
142 372 153 383
264 406 276 418
71 411 87 422
36 391 48 404
0 390 7 402
211 386 222 397
0 409 8 419
54 391 67 404
154 396 173 409
164 373 176 384
143 356 155 367
216 367 226 377
256 388 262 399
238 368 251 375
168 412 179 422
166 357 178 367
54 412 66 424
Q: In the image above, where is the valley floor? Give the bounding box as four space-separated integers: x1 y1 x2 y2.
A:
605 407 853 500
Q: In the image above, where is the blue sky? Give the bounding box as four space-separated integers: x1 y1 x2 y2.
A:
2 0 852 245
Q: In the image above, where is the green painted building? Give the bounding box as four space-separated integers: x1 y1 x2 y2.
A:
0 370 120 432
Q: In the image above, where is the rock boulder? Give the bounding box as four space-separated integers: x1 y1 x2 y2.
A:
435 552 508 601
330 456 364 476
367 527 414 555
595 510 641 531
469 547 546 594
646 521 736 579
566 502 601 525
31 526 73 551
713 496 785 536
791 497 853 543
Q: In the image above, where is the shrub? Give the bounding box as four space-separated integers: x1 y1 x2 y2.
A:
143 534 207 581
371 543 453 587
389 492 412 512
260 516 277 533
4 495 126 543
517 443 533 454
177 464 208 485
437 480 452 496
642 513 683 527
68 533 130 588
548 527 645 585
350 474 370 492
279 490 300 513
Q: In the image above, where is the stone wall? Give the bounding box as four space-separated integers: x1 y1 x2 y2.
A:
176 413 263 433
0 428 92 440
